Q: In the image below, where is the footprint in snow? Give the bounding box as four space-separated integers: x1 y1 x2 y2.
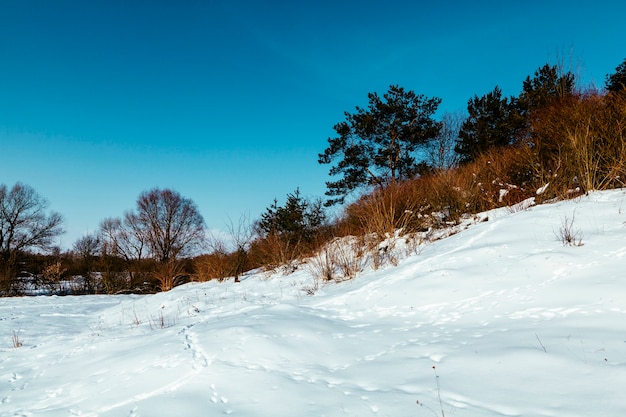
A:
209 384 229 405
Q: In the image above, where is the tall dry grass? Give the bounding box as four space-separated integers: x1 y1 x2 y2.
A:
340 145 538 244
529 90 626 196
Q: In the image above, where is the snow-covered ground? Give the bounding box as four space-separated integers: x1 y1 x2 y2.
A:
2 190 626 417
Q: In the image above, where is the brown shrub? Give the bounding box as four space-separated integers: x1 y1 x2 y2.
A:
342 182 427 240
463 147 536 209
152 260 186 292
248 233 305 272
529 90 626 195
193 252 234 282
339 144 540 241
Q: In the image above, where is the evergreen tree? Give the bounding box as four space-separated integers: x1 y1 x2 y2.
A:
319 85 442 205
455 86 517 164
257 189 326 246
517 64 575 117
606 58 626 93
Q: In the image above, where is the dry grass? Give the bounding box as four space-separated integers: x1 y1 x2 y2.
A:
249 233 307 272
529 90 626 197
340 145 538 246
152 260 186 292
556 212 584 247
193 252 233 282
307 236 363 282
12 331 23 348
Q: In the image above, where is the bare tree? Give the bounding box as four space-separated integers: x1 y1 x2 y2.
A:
73 233 102 259
99 188 205 292
226 214 254 282
100 216 146 263
72 233 102 293
0 183 64 293
196 229 236 281
99 214 149 291
0 182 64 254
427 112 464 170
136 188 205 263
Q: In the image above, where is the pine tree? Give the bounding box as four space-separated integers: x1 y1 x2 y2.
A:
455 86 517 164
606 58 626 94
257 189 326 246
318 85 442 205
517 64 575 117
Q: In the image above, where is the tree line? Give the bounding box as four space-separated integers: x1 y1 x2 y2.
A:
319 59 626 204
0 183 330 295
2 57 625 295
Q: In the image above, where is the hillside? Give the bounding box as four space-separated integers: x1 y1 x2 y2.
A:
2 190 626 416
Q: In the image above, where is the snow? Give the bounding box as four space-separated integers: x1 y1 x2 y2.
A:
2 190 626 417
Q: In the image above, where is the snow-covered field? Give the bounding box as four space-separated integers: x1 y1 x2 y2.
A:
2 190 626 417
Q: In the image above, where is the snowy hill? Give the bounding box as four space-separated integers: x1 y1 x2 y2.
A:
2 190 626 417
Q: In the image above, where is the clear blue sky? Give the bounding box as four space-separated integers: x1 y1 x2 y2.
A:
1 0 625 249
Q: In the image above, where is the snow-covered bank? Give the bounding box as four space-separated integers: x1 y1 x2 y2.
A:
2 190 626 416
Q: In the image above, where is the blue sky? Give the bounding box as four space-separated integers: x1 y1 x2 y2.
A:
1 0 625 249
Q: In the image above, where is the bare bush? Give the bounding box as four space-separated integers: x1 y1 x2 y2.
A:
40 261 67 293
227 215 255 282
12 331 23 348
332 237 364 279
556 212 584 246
194 231 237 282
194 252 232 282
307 245 336 282
250 232 304 272
152 260 186 291
308 237 363 282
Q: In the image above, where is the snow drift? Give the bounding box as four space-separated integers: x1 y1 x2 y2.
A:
2 190 626 416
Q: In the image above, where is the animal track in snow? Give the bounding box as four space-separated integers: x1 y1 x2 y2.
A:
180 324 210 369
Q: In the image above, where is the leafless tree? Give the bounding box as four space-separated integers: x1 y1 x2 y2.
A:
136 188 205 263
0 183 64 293
100 215 146 263
99 188 205 291
73 233 102 259
0 182 64 255
72 233 102 293
427 112 464 170
99 214 149 291
226 214 254 282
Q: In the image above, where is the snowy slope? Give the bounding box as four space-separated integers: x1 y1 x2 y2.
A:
2 190 626 417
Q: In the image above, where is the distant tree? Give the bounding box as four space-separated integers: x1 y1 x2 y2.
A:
135 188 205 263
605 57 626 93
72 233 102 293
253 189 329 270
426 112 464 170
99 215 147 291
0 182 64 255
456 86 518 164
226 214 254 283
319 85 442 205
456 64 576 164
257 188 327 246
100 215 146 264
0 183 64 293
73 233 102 261
99 188 205 291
